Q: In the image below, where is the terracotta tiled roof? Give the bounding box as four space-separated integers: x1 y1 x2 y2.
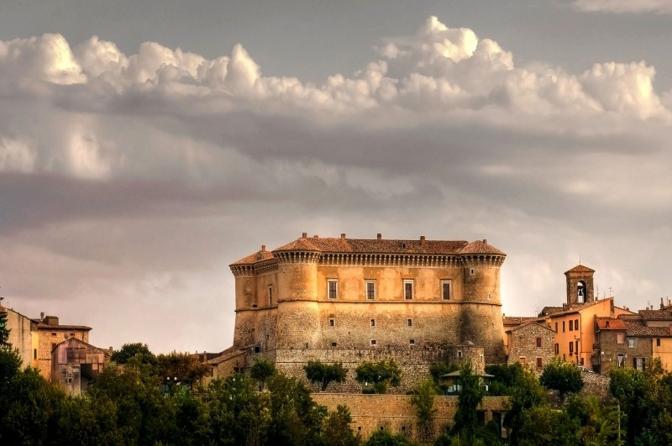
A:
273 237 475 255
230 249 274 266
503 316 539 327
596 317 626 330
538 306 565 317
458 239 506 255
543 298 611 318
623 320 672 337
34 321 92 331
565 264 595 274
638 309 672 321
505 320 554 333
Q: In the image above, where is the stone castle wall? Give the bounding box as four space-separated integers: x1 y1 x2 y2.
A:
312 393 509 441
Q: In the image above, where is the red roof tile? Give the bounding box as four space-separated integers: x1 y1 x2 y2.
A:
230 249 274 266
596 317 626 330
458 239 506 255
565 264 595 274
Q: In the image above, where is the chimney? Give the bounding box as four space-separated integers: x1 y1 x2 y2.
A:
301 232 307 238
482 239 487 244
40 312 45 320
313 235 319 239
661 297 665 309
420 235 426 244
377 233 382 240
340 233 346 239
261 244 266 252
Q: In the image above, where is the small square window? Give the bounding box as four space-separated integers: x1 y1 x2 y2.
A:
370 339 377 346
331 342 337 347
329 318 335 327
409 339 415 346
366 280 376 300
469 268 475 276
403 280 414 300
407 319 412 327
327 279 338 299
441 280 452 300
370 319 376 327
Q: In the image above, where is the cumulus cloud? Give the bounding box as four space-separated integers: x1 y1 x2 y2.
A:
1 16 672 352
573 0 672 14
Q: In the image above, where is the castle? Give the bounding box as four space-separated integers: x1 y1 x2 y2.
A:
210 233 507 389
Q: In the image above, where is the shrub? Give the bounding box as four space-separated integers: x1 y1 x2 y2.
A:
540 359 583 397
304 360 347 391
355 360 401 394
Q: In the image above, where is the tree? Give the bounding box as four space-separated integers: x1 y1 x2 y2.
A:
0 309 10 348
501 366 547 445
452 364 484 440
516 405 576 446
539 359 583 398
565 394 620 446
321 405 359 446
111 343 157 368
304 360 347 391
429 359 458 393
410 379 437 442
250 357 276 390
355 360 401 394
364 429 413 446
157 351 210 389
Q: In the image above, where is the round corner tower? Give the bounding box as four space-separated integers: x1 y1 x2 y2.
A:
272 237 323 350
458 239 506 363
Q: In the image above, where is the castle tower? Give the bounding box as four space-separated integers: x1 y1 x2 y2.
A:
565 264 595 305
459 240 506 363
272 235 322 350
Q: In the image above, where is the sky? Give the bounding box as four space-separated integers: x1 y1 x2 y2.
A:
1 0 672 353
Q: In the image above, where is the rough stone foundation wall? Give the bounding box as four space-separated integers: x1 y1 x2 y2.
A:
312 393 508 441
274 346 483 393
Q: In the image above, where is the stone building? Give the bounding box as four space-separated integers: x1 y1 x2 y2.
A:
211 233 507 391
0 304 34 368
51 337 110 395
505 321 555 371
32 315 92 379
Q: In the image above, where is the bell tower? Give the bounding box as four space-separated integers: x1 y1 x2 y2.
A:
565 264 595 305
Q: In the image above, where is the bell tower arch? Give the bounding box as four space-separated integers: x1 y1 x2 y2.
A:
565 264 595 305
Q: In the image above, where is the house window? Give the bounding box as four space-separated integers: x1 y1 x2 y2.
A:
403 280 414 300
441 280 452 300
329 318 335 327
657 338 661 347
407 318 413 327
628 338 635 348
617 353 625 368
409 339 415 346
370 339 377 347
536 337 542 348
327 279 338 299
536 357 543 369
575 340 579 354
554 343 559 355
555 322 558 332
370 319 376 327
519 356 527 364
569 342 574 354
366 280 376 300
617 333 625 344
33 349 37 360
575 319 579 330
562 321 566 332
569 321 573 332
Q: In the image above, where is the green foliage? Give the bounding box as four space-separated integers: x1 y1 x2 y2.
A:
0 310 10 347
452 364 485 440
503 366 548 445
111 343 157 370
485 363 526 395
429 360 458 392
0 347 21 386
365 429 414 446
565 394 620 446
250 357 276 389
410 379 437 442
355 359 401 394
516 405 576 446
539 359 583 397
304 360 347 391
322 405 360 446
156 351 209 388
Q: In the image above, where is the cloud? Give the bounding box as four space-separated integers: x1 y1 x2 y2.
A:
573 0 672 14
1 16 672 352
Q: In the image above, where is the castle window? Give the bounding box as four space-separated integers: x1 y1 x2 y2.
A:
33 349 37 360
403 280 414 300
254 346 261 353
470 268 475 276
370 319 376 327
457 350 463 359
329 318 335 327
441 280 452 300
407 318 413 327
409 339 415 346
268 286 273 305
536 337 542 348
331 342 337 347
327 279 338 299
366 280 376 300
370 339 377 347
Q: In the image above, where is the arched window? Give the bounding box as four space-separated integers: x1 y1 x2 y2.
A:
577 281 586 304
